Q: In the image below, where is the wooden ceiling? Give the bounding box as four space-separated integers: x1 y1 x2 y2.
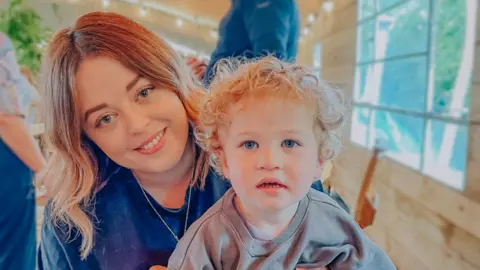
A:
141 0 323 23
31 0 325 55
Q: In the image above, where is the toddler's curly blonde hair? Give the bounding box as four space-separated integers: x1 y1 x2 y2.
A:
195 56 348 177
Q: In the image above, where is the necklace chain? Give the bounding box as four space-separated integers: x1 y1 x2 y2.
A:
134 171 194 242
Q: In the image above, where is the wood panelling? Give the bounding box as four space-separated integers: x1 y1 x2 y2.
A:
301 1 480 269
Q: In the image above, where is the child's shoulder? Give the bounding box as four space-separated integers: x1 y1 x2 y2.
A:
307 188 342 206
304 188 363 242
306 188 351 218
302 190 396 269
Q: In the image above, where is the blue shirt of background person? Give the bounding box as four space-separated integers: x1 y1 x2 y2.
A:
0 32 45 270
203 0 300 85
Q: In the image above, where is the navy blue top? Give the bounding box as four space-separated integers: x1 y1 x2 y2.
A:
0 139 37 270
0 33 37 270
38 145 325 270
38 166 231 269
204 0 300 85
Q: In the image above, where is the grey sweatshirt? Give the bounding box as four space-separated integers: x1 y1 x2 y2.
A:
168 188 396 270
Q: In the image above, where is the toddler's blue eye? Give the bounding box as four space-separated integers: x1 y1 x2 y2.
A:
282 140 298 148
243 141 258 149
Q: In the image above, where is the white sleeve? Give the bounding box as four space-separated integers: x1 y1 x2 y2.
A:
0 33 33 118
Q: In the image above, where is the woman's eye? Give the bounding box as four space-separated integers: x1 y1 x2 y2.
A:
282 139 298 148
137 87 153 100
96 114 115 127
242 141 258 149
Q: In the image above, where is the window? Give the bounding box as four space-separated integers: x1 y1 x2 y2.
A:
353 0 477 190
312 41 322 78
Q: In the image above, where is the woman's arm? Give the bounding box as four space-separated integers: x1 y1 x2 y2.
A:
0 33 46 172
0 114 45 172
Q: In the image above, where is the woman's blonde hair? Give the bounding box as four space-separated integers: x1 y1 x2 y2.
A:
195 56 347 177
37 12 210 258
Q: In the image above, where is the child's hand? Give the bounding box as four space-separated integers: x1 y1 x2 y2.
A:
149 266 167 270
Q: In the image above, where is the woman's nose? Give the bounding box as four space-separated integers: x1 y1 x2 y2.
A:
124 105 149 135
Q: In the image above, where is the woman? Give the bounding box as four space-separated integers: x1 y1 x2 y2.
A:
0 33 46 269
38 12 324 269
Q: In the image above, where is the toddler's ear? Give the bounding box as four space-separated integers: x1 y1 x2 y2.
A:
314 157 324 181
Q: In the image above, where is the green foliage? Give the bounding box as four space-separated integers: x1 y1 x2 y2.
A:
433 0 467 113
374 0 468 114
0 0 52 74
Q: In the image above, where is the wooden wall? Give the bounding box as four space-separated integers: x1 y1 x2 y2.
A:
299 0 480 269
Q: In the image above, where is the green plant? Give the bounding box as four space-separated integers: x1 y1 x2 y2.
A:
0 0 52 74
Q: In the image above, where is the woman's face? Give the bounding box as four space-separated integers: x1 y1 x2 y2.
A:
77 56 190 175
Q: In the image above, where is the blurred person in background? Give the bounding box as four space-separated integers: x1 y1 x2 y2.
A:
188 0 300 85
0 32 46 270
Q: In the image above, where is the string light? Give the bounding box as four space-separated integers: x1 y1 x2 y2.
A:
139 6 147 16
322 0 334 13
307 13 315 23
302 28 309 36
176 18 183 27
210 30 218 39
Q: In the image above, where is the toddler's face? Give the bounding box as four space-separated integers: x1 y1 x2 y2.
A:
218 97 323 213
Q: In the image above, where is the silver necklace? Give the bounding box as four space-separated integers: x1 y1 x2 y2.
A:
134 171 194 242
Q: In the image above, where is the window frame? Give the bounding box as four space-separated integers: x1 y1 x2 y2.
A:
312 41 323 78
352 0 474 190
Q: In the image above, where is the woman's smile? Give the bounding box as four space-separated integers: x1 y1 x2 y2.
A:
135 128 167 155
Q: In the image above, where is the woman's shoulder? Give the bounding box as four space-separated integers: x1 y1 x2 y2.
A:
39 169 139 268
40 167 133 236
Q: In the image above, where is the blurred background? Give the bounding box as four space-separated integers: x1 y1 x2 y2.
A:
0 0 478 269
